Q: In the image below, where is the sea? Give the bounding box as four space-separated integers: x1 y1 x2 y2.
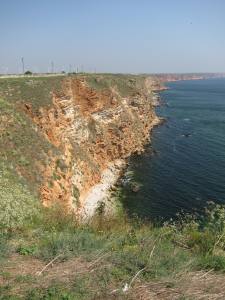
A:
121 78 225 222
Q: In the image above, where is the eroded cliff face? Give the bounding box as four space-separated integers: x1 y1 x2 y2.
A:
1 73 223 223
23 76 158 213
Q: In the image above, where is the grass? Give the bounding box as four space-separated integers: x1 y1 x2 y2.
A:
0 74 149 109
0 76 64 110
0 77 64 229
79 73 149 97
0 96 59 228
0 233 10 261
1 203 225 298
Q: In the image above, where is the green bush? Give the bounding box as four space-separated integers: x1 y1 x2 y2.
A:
197 255 225 271
0 163 39 230
24 71 32 75
16 245 37 256
0 233 10 260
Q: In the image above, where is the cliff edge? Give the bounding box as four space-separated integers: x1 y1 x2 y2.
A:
0 74 159 223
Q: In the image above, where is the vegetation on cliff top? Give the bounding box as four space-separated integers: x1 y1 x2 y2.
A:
83 73 148 97
0 76 64 110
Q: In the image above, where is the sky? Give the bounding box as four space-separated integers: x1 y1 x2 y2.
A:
1 0 225 74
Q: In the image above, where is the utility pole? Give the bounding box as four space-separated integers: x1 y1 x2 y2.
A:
51 61 54 73
21 57 25 74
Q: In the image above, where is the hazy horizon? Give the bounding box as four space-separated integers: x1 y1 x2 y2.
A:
1 0 225 74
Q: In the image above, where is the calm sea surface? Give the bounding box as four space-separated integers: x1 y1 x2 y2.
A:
121 78 225 221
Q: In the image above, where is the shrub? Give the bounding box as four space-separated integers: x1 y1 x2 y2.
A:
17 245 37 256
0 233 10 260
0 163 39 230
197 255 225 271
24 71 32 75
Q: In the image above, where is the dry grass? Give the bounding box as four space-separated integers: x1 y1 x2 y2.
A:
2 254 225 299
129 271 225 299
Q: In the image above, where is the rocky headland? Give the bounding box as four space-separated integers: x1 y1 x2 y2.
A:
0 73 222 222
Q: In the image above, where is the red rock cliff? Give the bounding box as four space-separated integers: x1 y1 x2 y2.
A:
23 75 159 213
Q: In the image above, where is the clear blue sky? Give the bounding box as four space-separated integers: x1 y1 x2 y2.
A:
1 0 225 74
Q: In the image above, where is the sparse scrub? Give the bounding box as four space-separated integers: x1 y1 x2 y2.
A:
1 203 225 298
0 76 64 110
84 73 148 97
0 233 10 261
0 95 59 220
0 161 40 230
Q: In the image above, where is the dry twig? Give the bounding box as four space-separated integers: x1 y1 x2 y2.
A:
87 252 108 269
198 269 214 279
36 254 62 276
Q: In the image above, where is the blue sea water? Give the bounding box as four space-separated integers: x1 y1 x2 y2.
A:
121 78 225 221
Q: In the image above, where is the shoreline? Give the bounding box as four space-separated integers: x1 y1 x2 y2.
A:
78 159 126 222
79 115 163 221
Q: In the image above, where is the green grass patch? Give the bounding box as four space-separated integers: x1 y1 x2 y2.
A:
82 73 148 97
0 96 60 227
0 76 64 110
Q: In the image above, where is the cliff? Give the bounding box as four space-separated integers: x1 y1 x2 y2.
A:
145 73 225 91
0 74 160 222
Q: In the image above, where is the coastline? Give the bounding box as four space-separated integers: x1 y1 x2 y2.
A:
79 115 162 221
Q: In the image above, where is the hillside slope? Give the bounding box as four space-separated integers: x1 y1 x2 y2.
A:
0 74 160 225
